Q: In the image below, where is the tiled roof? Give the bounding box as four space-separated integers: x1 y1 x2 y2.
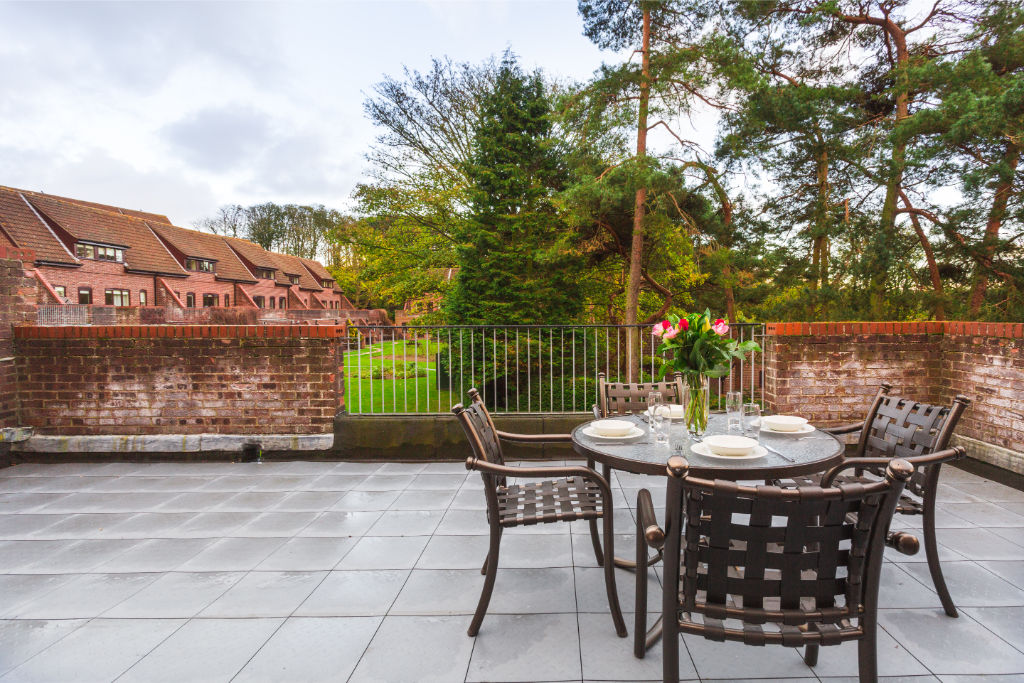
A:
0 186 171 223
223 237 281 273
298 256 334 283
223 237 322 289
148 222 256 283
24 193 186 276
0 187 79 265
271 251 322 290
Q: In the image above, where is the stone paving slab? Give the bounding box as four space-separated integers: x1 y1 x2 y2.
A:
0 460 1021 682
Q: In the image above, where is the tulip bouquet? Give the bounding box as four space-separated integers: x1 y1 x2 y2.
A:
652 310 760 434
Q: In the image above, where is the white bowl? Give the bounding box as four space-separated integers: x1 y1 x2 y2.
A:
666 404 685 419
761 415 808 432
591 419 634 437
702 434 758 457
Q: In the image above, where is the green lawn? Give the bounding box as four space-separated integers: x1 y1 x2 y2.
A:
344 339 458 413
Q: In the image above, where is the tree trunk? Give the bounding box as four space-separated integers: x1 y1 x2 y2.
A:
908 209 945 320
969 142 1019 316
722 259 736 321
811 148 830 318
624 7 651 382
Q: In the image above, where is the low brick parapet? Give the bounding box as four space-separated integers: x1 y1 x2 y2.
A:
766 321 1024 339
14 324 346 339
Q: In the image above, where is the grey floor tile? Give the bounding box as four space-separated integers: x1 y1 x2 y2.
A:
331 490 402 511
389 568 486 615
213 491 291 511
232 511 320 537
927 528 1024 561
350 615 475 683
579 611 680 682
0 494 69 514
90 538 215 573
199 570 326 617
11 572 157 619
434 508 490 535
817 678 939 683
375 462 429 475
571 532 637 568
233 616 381 683
116 617 282 683
466 613 582 682
302 474 368 491
947 481 1024 503
248 474 322 492
337 535 430 569
103 512 198 538
19 539 140 573
176 537 287 571
876 562 949 609
943 502 1024 527
255 536 356 571
990 526 1024 547
416 534 490 569
896 507 976 529
449 488 487 510
170 511 259 538
575 565 659 614
331 462 382 474
410 473 468 490
30 512 137 539
392 566 577 616
0 575 75 618
0 619 86 676
271 490 346 510
367 509 444 536
354 474 416 491
154 491 234 512
42 492 178 513
960 606 1024 652
293 569 410 616
807 628 931 678
0 514 65 539
880 608 1024 674
682 630 812 679
0 540 79 573
901 561 1024 607
937 676 1024 682
299 510 382 537
0 618 184 683
387 488 456 510
934 483 985 504
978 559 1024 586
102 571 243 618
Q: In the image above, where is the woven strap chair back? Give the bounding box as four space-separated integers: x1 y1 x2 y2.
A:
861 392 969 498
674 475 897 644
597 372 686 416
454 402 507 487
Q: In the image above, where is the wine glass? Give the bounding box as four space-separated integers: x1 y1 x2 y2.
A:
726 391 743 432
743 403 762 437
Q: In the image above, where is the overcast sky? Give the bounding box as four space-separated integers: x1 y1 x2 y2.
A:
0 0 639 227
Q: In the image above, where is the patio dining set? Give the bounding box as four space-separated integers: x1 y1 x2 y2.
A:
451 375 971 683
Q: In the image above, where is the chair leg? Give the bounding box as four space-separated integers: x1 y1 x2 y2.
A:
804 643 819 667
922 500 958 617
857 628 878 683
480 552 489 575
634 507 649 658
468 526 502 637
587 458 604 567
602 511 628 637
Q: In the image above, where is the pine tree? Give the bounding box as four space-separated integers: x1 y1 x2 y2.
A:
445 53 584 324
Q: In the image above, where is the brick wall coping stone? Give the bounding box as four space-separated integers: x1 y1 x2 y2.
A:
12 433 333 453
13 324 347 339
766 321 1024 338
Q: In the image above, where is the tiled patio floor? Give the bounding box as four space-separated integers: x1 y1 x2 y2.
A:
0 459 1022 682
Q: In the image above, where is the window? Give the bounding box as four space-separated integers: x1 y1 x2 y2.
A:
104 289 130 306
322 279 333 289
254 296 265 308
202 293 218 307
53 285 66 299
76 243 124 262
139 290 147 306
269 297 276 309
78 287 92 304
288 274 300 285
186 258 215 273
223 294 229 307
255 268 274 280
186 293 195 308
279 297 286 309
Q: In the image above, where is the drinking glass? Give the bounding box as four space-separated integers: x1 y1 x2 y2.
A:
647 391 668 446
726 391 743 432
743 403 762 437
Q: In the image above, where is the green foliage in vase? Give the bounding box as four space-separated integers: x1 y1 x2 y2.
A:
652 310 761 379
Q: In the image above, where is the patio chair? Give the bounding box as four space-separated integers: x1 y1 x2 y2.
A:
594 371 686 419
786 384 971 617
452 400 628 638
658 454 918 683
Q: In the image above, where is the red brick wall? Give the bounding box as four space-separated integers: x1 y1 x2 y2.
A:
0 247 37 427
765 321 1024 455
37 261 159 306
13 325 345 435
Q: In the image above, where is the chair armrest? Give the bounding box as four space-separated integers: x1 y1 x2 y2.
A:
824 422 864 435
464 457 611 495
821 446 965 486
635 489 665 549
495 430 571 444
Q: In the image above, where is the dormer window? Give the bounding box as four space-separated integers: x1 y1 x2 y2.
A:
321 279 334 289
288 274 300 285
255 268 274 280
76 243 124 262
186 258 215 273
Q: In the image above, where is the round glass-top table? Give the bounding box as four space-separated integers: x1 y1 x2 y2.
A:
571 413 844 480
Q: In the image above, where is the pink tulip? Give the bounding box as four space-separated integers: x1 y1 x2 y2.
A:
651 322 665 337
663 326 679 340
712 320 729 336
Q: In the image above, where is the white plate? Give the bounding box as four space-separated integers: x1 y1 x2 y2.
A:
760 423 815 435
691 442 767 460
583 425 645 440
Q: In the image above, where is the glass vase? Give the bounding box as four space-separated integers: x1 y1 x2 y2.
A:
683 375 710 437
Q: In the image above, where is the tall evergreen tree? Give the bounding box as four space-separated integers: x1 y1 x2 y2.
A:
445 53 584 324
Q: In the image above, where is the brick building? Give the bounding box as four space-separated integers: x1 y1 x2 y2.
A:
0 185 356 312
